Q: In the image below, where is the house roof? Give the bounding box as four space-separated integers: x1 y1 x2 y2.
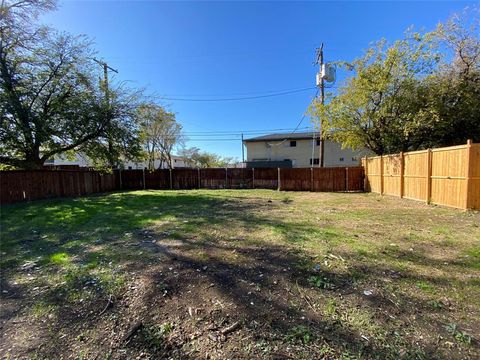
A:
244 132 321 143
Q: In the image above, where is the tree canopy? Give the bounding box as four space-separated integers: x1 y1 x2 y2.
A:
178 147 237 168
0 0 143 169
137 103 184 170
310 9 480 155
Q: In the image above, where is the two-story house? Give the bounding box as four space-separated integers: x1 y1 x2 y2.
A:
243 132 369 168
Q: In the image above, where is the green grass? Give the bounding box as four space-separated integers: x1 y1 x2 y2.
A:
1 189 479 359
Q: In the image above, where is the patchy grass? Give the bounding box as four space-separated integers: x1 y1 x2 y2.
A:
0 189 479 359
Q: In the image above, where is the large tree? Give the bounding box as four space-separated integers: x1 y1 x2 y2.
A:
138 103 183 170
0 0 142 169
310 32 438 155
310 9 480 155
178 147 236 168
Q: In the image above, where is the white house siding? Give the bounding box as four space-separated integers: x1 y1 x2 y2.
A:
49 153 187 169
245 139 369 168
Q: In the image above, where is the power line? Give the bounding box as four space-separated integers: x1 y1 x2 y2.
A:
182 127 310 134
266 88 320 147
159 86 316 98
160 87 316 102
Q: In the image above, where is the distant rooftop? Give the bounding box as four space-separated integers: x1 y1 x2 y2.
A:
244 131 320 142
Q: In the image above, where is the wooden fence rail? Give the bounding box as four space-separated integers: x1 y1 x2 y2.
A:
0 166 364 205
362 140 480 210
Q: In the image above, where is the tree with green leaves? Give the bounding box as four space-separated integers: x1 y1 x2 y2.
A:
0 0 143 169
137 103 183 170
310 8 479 155
179 147 236 168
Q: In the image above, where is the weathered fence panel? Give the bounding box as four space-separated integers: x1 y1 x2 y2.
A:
1 166 365 205
145 169 170 189
280 168 311 191
313 167 344 192
252 168 278 189
0 170 116 204
346 167 364 191
119 169 143 190
199 168 227 189
227 168 253 189
362 141 480 210
172 168 199 189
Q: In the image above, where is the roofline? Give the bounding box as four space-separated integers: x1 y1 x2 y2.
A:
244 133 321 142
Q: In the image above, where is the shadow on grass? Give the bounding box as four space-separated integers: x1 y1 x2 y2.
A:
1 190 478 359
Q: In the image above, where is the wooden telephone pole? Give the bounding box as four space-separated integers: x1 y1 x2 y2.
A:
315 44 325 167
93 58 118 168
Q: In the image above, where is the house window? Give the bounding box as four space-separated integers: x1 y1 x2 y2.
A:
310 158 320 165
290 140 297 147
339 157 344 162
316 139 321 146
128 166 132 170
352 157 358 161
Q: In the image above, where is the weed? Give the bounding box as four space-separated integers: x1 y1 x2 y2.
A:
428 300 444 310
415 280 435 293
308 275 334 289
142 322 174 350
445 323 473 345
285 325 313 344
324 298 337 317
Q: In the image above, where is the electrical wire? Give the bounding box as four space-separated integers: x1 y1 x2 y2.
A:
182 127 310 134
160 86 316 102
266 88 320 147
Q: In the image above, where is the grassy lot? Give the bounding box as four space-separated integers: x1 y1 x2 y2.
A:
1 189 479 359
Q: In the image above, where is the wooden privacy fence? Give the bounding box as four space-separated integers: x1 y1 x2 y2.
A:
0 170 117 204
0 166 364 205
362 140 480 210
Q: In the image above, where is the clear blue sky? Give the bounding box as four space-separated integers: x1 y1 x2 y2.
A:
42 1 476 159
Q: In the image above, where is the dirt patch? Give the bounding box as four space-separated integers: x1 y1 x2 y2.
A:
1 190 479 359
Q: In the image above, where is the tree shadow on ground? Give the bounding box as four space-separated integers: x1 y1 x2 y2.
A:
1 191 478 359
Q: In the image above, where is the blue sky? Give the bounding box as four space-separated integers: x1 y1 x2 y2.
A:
42 1 476 159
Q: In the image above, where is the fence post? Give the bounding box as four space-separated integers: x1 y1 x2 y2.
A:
197 168 201 189
142 168 146 190
277 167 281 191
169 168 173 190
310 167 313 192
119 169 123 190
426 149 432 204
345 167 349 192
465 139 473 209
399 152 404 198
252 168 255 189
363 156 368 191
225 167 228 189
380 155 384 195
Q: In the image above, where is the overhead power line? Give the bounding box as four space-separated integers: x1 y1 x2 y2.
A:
160 86 316 102
181 127 311 136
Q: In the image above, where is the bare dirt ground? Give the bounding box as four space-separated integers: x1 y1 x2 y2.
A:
1 190 479 359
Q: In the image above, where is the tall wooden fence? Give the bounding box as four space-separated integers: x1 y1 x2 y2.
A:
0 170 117 205
0 166 364 205
362 140 480 210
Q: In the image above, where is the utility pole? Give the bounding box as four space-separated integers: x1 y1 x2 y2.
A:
315 44 325 168
93 58 118 168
